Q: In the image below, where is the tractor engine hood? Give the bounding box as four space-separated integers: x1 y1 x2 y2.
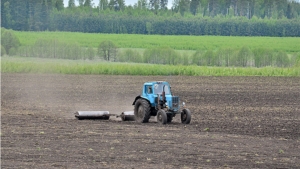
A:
165 95 180 112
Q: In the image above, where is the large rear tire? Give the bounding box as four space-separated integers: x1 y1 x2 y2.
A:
157 109 167 125
134 99 151 123
181 109 191 124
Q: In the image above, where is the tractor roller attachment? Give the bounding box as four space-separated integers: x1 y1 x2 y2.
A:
75 111 110 120
75 81 191 125
120 111 135 121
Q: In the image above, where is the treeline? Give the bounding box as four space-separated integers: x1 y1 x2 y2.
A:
14 38 300 68
51 14 300 36
1 0 300 36
2 28 299 67
1 0 64 31
17 39 96 60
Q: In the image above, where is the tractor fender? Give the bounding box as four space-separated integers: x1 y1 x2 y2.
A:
132 95 150 105
132 95 142 105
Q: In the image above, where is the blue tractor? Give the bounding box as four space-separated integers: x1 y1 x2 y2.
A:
132 81 191 124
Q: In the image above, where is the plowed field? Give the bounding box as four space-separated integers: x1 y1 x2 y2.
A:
1 73 300 168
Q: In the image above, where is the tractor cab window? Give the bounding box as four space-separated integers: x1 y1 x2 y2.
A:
153 84 170 95
146 85 153 94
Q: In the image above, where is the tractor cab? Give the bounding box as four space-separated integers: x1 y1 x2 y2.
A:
143 81 171 95
141 81 176 110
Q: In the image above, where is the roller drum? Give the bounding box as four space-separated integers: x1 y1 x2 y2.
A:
75 111 110 120
120 111 135 121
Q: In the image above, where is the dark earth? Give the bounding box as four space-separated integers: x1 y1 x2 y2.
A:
1 73 300 168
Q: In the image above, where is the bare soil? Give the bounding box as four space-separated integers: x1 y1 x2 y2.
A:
1 73 300 169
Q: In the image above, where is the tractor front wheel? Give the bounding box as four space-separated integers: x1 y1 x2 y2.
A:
181 109 191 124
134 99 151 123
157 109 167 124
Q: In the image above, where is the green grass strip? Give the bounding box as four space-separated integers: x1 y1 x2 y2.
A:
15 31 300 53
1 57 299 76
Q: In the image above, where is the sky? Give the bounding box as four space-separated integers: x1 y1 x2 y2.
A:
63 0 173 9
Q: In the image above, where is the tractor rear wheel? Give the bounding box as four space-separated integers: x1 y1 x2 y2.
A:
181 108 191 124
134 99 151 123
157 109 167 124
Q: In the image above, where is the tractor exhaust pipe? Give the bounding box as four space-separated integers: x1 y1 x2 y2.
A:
75 111 110 120
120 111 135 121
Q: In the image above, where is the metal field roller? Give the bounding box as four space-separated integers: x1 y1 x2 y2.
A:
120 111 135 121
75 111 110 120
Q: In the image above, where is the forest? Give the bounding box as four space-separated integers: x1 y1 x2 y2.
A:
1 0 300 36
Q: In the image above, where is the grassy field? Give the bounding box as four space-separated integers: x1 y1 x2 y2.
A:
2 57 299 76
14 31 300 53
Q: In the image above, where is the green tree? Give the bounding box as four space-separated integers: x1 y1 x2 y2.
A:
160 47 180 65
179 0 190 16
33 0 43 31
54 0 64 11
119 49 143 63
149 0 160 14
1 30 21 55
203 50 215 66
142 47 180 65
190 0 199 15
208 0 219 17
84 0 92 7
109 0 125 11
191 50 203 65
286 3 293 19
160 0 168 9
1 45 7 56
273 51 289 67
216 48 234 67
68 0 76 8
172 0 180 13
9 47 17 56
41 0 52 30
98 40 117 61
78 0 84 6
13 0 28 30
253 48 273 67
295 53 300 67
237 46 253 67
143 48 162 64
182 54 189 65
137 0 148 9
99 0 109 10
86 47 95 60
117 0 125 11
3 2 12 29
146 22 153 34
